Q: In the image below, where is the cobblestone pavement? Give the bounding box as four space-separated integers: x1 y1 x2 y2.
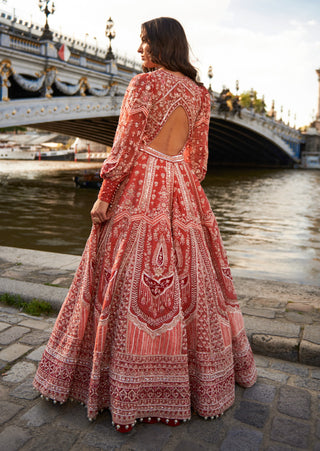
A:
0 246 320 449
1 246 320 367
0 305 320 451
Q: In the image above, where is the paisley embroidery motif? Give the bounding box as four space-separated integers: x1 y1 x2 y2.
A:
156 245 164 266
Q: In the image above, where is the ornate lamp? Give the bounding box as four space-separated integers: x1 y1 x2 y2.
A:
250 88 255 112
93 36 98 55
38 0 55 40
235 80 239 95
261 94 265 114
271 99 275 118
208 65 213 93
105 17 116 60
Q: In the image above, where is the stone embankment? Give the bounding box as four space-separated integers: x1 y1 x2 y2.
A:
0 246 319 367
0 246 319 450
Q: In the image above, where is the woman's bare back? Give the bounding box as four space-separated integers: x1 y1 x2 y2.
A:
148 106 189 156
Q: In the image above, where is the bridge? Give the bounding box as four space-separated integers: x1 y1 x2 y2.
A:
0 10 302 167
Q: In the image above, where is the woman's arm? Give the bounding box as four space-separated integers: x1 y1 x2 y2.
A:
183 89 211 182
97 73 152 205
90 199 109 224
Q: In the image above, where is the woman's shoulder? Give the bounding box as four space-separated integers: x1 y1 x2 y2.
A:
128 72 154 88
127 70 210 105
124 73 155 107
195 84 211 107
154 69 209 93
197 83 210 97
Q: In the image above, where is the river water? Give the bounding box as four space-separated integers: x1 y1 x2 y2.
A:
0 160 319 286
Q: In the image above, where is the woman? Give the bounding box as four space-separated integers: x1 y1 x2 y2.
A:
33 17 256 433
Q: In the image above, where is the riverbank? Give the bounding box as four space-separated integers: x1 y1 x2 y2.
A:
1 163 320 285
0 245 319 367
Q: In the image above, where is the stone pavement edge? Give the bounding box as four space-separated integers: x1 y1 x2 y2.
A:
0 246 320 450
0 245 319 366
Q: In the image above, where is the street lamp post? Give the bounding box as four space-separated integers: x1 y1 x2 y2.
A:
38 0 55 40
105 17 116 60
208 65 213 94
250 88 255 116
84 32 89 51
271 99 275 119
28 21 34 38
261 95 265 115
93 37 98 55
235 80 239 96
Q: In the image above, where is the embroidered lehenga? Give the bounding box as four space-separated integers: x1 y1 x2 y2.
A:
33 69 256 427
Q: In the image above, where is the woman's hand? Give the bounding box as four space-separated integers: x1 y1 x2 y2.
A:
90 199 109 224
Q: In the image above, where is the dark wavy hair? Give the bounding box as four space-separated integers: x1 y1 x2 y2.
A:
141 17 201 85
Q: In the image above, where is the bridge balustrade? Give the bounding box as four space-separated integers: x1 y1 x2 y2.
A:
210 95 303 163
0 9 303 166
10 36 41 55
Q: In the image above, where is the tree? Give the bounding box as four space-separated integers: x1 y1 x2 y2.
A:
239 90 266 114
0 126 27 133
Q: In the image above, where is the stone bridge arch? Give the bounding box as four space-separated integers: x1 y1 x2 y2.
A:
0 10 302 167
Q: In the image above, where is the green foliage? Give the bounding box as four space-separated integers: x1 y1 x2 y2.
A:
239 90 266 114
0 126 27 132
239 91 252 109
23 299 53 316
0 293 53 316
254 98 266 114
0 293 23 307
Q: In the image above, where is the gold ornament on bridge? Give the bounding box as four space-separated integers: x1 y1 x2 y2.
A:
79 77 88 97
0 59 15 101
44 66 57 98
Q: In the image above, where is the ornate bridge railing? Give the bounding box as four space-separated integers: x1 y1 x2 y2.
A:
0 9 303 166
0 8 139 103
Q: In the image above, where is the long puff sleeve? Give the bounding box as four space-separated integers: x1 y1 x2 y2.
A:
183 88 211 182
98 74 152 203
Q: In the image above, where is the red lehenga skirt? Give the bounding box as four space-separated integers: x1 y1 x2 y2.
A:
33 145 257 426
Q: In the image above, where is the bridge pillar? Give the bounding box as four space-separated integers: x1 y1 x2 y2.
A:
316 69 320 132
40 40 58 58
0 32 10 48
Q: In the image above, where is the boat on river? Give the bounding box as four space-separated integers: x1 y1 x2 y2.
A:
0 143 74 160
74 171 102 189
0 130 76 161
37 149 74 160
75 151 108 161
0 144 38 160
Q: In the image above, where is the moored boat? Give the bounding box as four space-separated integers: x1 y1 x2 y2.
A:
74 171 102 189
75 151 108 161
37 149 75 160
0 144 38 160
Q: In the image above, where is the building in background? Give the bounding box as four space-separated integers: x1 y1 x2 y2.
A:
301 68 320 168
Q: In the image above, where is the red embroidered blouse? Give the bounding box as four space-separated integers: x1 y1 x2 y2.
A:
98 69 211 204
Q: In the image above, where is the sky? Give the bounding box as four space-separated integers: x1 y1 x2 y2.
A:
1 0 320 127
